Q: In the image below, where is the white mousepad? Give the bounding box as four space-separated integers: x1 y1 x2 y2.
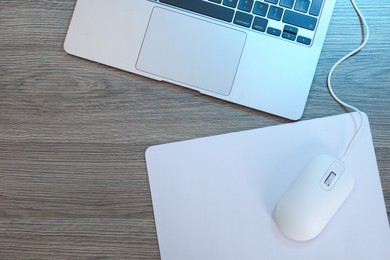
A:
146 113 390 260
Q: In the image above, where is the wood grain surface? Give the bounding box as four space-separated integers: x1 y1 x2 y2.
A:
1 0 389 258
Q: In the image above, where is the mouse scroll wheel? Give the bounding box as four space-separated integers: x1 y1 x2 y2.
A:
324 171 337 186
320 161 345 191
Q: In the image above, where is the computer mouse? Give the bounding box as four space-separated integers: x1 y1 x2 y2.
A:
274 154 354 241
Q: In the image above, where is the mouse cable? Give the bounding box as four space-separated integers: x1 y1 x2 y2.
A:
327 0 370 162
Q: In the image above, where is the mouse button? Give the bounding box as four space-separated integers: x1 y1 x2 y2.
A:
320 160 345 191
333 168 355 198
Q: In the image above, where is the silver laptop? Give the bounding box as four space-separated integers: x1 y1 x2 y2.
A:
64 0 336 120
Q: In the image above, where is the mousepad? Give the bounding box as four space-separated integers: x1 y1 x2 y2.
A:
145 113 390 260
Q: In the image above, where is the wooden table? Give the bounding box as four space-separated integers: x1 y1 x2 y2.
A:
1 1 389 258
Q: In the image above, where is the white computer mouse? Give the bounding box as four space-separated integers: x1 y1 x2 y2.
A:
274 154 355 241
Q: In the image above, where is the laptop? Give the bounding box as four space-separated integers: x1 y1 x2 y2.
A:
64 0 336 120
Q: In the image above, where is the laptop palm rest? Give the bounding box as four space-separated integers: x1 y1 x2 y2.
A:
136 7 246 96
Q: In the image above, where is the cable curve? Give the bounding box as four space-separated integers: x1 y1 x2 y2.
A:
326 0 370 162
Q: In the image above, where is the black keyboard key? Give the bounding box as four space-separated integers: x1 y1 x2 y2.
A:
253 2 269 17
234 11 254 27
160 0 235 23
223 0 239 8
282 31 296 41
282 10 317 30
309 0 324 16
284 25 298 34
252 16 268 32
297 35 312 45
267 27 281 36
268 5 284 21
282 25 297 41
294 0 310 13
264 0 278 4
238 0 254 12
279 0 294 9
209 0 222 4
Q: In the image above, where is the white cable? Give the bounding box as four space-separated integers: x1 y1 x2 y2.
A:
327 0 370 162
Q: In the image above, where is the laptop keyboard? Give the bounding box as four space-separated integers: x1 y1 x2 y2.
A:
155 0 324 46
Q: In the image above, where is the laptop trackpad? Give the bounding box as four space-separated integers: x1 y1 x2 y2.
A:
136 7 246 96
